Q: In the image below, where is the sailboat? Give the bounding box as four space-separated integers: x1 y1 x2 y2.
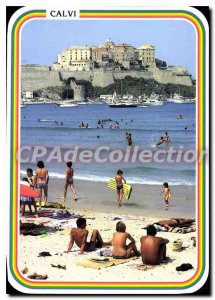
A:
108 91 137 108
58 87 79 107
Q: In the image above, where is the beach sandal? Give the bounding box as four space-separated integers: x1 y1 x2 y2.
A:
176 263 193 272
74 198 78 201
38 251 52 257
51 264 66 270
136 264 155 271
27 272 48 280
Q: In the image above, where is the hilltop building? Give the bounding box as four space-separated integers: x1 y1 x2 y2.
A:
52 38 155 71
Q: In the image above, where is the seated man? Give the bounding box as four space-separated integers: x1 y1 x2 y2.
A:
66 218 107 254
111 221 140 259
140 225 169 265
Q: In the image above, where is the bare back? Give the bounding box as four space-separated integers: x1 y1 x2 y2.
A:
140 236 168 264
65 167 74 182
36 168 48 184
71 228 88 248
111 232 129 256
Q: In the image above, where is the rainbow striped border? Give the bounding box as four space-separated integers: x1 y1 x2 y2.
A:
8 8 208 293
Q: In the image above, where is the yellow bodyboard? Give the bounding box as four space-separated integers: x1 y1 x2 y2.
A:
108 179 132 200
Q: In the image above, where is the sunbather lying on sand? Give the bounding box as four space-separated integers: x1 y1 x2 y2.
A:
153 218 195 230
66 217 109 255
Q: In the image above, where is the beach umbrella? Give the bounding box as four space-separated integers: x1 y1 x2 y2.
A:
20 184 40 198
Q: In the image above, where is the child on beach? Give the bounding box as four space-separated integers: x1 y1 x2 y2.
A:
66 218 107 254
161 182 171 209
20 178 34 216
26 168 37 214
115 170 126 207
111 221 140 259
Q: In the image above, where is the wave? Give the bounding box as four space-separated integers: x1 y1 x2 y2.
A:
21 125 195 133
20 170 195 186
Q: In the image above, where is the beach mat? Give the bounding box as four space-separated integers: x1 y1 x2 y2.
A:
76 256 138 270
108 179 132 200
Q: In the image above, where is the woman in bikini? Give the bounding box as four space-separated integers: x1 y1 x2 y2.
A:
35 161 49 209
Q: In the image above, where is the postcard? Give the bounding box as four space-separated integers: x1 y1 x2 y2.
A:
4 2 210 296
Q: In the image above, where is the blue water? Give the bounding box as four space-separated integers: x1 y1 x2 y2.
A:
21 102 196 185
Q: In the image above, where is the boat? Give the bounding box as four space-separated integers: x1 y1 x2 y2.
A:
172 93 185 103
172 94 196 104
58 103 78 107
143 93 164 106
21 104 27 108
108 92 137 108
58 100 78 107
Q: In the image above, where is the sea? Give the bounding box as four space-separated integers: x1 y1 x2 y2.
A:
21 102 196 186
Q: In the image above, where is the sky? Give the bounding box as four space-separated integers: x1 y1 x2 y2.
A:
21 19 196 78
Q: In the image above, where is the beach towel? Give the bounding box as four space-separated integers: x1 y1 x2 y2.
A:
36 201 65 209
49 212 81 220
76 256 138 270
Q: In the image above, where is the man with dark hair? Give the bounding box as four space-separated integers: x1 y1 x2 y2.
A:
115 170 126 207
35 160 49 209
64 161 77 203
66 218 108 254
140 225 169 265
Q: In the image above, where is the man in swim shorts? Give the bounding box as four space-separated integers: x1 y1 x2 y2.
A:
115 170 126 207
66 218 107 254
64 161 77 202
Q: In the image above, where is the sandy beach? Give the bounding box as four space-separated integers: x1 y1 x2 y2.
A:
19 179 197 284
48 178 195 218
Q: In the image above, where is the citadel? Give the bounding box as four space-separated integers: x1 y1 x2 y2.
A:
21 38 193 95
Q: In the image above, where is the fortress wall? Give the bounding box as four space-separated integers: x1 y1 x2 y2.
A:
21 69 61 91
113 70 152 80
92 70 115 87
21 65 193 91
60 71 93 82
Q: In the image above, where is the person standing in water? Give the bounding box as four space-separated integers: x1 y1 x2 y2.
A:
115 170 126 207
163 132 170 142
35 161 49 210
64 161 78 202
127 133 132 146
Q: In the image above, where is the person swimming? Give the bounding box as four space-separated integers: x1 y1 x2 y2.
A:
156 136 164 146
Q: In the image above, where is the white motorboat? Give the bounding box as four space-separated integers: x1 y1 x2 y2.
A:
21 104 27 108
108 91 137 108
172 94 195 104
172 93 185 103
143 93 164 105
58 100 78 107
